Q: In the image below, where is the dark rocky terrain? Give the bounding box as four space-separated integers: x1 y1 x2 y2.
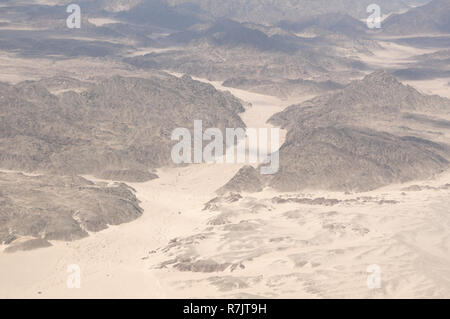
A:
1 0 450 299
0 171 143 250
126 43 364 98
0 72 245 182
267 125 449 192
218 71 450 193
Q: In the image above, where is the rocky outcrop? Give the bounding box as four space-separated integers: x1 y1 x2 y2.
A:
0 73 245 182
0 172 143 251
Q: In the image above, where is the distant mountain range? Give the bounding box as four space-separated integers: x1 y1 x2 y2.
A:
267 70 450 191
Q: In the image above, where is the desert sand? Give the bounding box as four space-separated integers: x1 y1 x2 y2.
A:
357 41 435 69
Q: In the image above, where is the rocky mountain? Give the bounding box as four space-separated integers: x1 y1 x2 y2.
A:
0 73 245 182
0 29 128 58
126 41 365 96
267 125 449 191
265 71 450 192
216 71 450 193
222 77 344 99
0 172 143 251
383 0 450 35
